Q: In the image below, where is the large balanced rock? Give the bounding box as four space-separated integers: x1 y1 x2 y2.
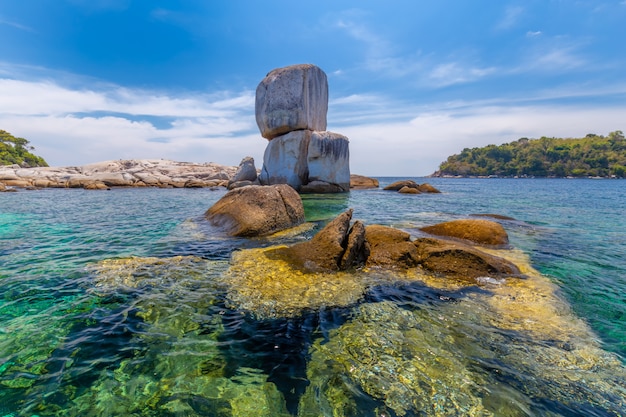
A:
205 184 304 237
420 219 509 246
255 64 350 193
255 64 328 140
306 131 350 191
259 130 311 189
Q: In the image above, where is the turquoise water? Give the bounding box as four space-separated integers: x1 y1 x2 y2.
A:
1 179 625 416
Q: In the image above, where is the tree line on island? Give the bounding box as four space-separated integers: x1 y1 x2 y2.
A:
432 131 626 178
0 130 48 167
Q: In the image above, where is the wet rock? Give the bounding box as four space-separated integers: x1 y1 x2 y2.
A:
364 225 419 268
299 180 345 194
383 179 419 191
419 218 509 246
255 64 328 140
384 179 440 193
205 184 305 237
349 174 379 189
413 237 520 281
398 185 420 194
274 209 355 272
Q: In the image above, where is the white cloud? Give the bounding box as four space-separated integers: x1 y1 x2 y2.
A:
340 103 626 176
0 17 34 32
0 76 262 167
526 30 542 37
495 6 525 31
427 62 497 87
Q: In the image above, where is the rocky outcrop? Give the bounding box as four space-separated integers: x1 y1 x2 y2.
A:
228 156 260 189
256 64 350 193
419 219 509 246
413 237 520 280
364 225 419 269
270 209 367 272
383 179 441 194
0 159 237 190
255 64 328 140
205 184 305 237
350 174 379 189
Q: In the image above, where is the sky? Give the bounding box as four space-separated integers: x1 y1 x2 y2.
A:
1 1 625 176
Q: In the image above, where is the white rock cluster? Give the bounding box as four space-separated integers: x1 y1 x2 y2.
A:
0 159 236 190
255 64 350 193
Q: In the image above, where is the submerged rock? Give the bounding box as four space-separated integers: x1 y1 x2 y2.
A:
420 218 509 246
205 184 305 237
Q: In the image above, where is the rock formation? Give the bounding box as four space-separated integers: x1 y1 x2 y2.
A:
383 179 441 194
255 64 350 193
0 159 237 190
205 184 305 237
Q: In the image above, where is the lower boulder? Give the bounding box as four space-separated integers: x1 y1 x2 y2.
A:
205 184 305 237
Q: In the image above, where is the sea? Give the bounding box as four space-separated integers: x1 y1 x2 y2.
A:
0 177 625 417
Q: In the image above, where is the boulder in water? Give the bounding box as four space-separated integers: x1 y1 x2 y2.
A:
205 184 305 237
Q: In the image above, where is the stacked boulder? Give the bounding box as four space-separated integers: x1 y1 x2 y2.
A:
255 64 350 193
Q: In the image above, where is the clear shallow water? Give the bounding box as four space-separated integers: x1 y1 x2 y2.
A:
0 179 625 416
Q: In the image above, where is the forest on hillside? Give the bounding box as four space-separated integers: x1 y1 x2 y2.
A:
433 131 626 178
0 130 49 167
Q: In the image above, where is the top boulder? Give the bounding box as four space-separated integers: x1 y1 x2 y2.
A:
255 64 328 140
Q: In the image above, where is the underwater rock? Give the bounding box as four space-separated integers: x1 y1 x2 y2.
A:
301 301 492 416
420 218 509 246
89 255 211 292
206 184 305 237
221 246 370 318
413 237 520 281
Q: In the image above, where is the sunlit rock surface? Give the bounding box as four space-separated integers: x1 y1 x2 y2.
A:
255 64 328 140
205 184 305 237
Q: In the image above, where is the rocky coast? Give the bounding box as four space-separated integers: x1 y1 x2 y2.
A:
0 159 238 190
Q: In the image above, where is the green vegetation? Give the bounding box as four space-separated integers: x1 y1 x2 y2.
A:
0 130 48 167
434 131 626 178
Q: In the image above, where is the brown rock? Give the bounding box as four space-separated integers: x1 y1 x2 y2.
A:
84 181 110 190
383 180 418 191
364 225 419 268
416 183 441 193
340 220 368 270
350 174 379 189
398 186 420 194
205 184 305 237
413 237 520 281
419 219 509 246
300 180 345 194
274 209 353 272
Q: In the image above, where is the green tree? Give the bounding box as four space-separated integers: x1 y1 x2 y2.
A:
0 130 48 167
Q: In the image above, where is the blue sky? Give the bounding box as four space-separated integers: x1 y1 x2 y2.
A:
1 0 625 175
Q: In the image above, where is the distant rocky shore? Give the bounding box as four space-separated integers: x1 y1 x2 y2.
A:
0 159 239 191
0 158 386 192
